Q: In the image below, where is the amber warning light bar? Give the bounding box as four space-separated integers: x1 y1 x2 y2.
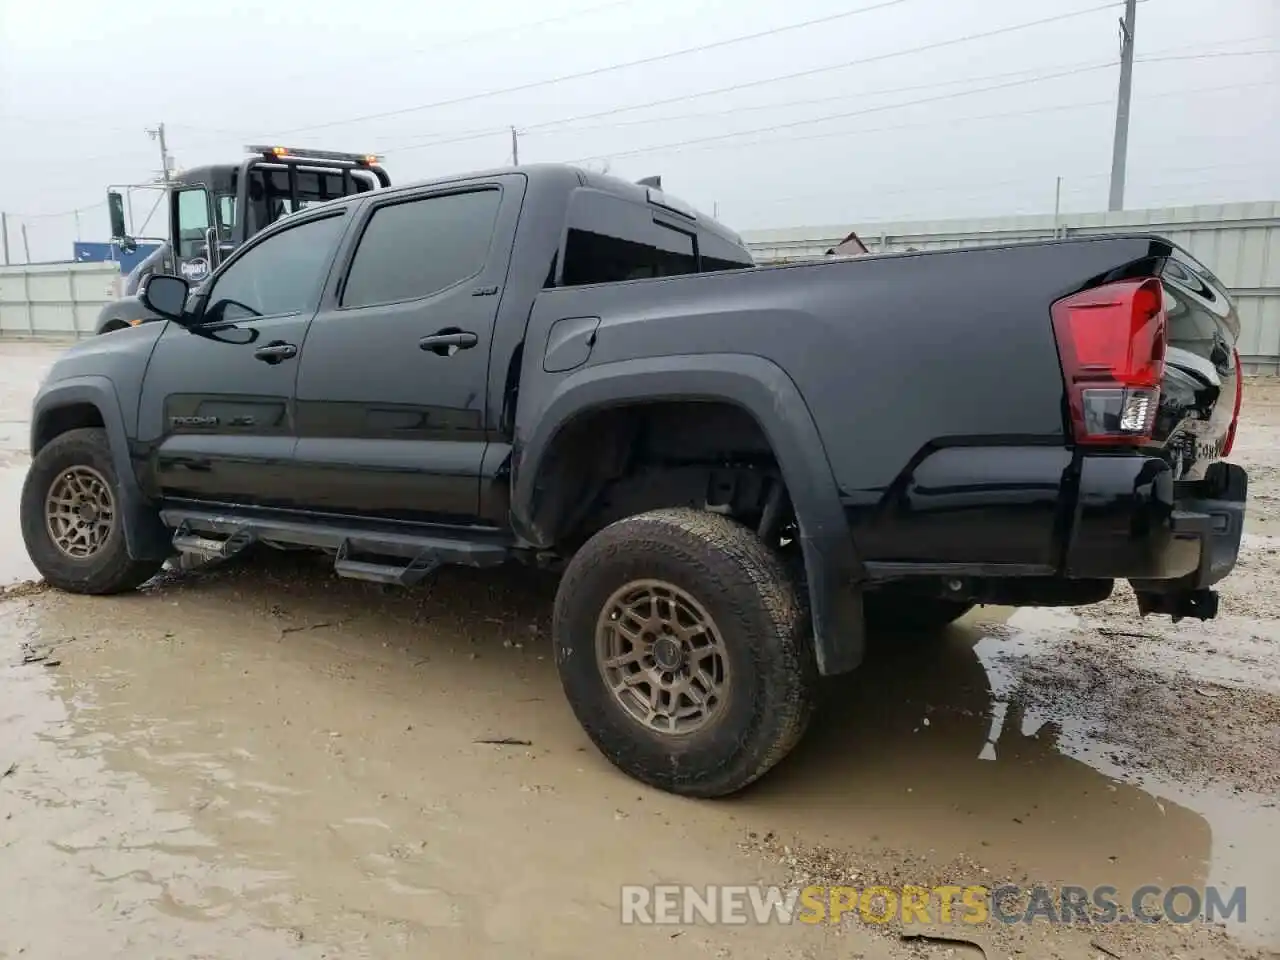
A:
246 145 382 166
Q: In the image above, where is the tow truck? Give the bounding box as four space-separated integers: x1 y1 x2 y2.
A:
94 145 390 334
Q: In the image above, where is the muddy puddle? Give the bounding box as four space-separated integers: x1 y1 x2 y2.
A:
2 341 1278 959
4 558 1277 959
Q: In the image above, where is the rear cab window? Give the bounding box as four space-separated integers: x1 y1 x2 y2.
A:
558 188 753 287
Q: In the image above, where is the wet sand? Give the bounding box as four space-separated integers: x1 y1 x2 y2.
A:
2 341 1278 959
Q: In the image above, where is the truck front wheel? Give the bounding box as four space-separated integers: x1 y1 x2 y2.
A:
553 508 816 798
20 428 165 594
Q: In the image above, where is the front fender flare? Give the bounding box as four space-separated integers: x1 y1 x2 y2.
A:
512 353 865 675
31 377 170 561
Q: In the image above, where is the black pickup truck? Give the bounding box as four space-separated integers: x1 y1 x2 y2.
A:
20 163 1247 797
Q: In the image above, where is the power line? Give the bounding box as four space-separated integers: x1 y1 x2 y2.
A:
21 3 1235 173
1137 48 1280 65
6 200 107 220
381 57 1122 153
259 0 654 90
505 3 1137 130
564 60 1123 163
372 45 1277 155
582 77 1277 161
373 0 1142 155
271 0 916 134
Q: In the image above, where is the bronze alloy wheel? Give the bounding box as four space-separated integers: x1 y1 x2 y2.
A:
553 507 816 797
44 465 116 559
595 578 731 736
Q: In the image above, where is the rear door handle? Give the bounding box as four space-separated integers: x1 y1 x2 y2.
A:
419 330 478 356
254 341 298 363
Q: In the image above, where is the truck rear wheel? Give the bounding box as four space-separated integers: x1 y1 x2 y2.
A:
553 507 816 798
20 428 165 595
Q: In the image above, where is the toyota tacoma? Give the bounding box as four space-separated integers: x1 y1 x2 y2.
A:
20 163 1247 797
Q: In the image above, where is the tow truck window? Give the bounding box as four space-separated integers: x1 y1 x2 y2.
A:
562 190 697 286
217 195 236 241
175 188 211 260
248 166 381 231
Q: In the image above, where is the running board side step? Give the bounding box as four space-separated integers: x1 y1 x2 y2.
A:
171 521 256 561
333 541 444 586
159 506 512 584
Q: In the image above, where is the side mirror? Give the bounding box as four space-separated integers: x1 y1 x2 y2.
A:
108 191 128 241
140 274 192 323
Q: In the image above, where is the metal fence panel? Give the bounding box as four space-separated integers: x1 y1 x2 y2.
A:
0 262 120 339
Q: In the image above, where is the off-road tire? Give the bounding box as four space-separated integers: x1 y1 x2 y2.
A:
553 507 817 798
20 428 165 595
863 588 974 635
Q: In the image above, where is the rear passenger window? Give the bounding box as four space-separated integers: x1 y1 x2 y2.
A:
342 189 501 308
562 190 697 285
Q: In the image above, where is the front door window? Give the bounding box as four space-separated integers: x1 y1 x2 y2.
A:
202 213 346 324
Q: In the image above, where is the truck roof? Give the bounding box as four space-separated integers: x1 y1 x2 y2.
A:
358 162 748 249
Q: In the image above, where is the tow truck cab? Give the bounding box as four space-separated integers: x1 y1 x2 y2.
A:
98 146 390 332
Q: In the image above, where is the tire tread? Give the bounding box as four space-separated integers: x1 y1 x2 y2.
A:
553 507 817 797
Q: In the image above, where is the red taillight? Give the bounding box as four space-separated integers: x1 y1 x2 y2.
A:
1051 277 1167 446
1222 348 1244 457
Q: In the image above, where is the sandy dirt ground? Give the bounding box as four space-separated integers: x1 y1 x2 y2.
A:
1 340 1278 960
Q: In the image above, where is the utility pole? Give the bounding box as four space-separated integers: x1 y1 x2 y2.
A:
1 212 9 265
21 223 31 263
510 126 520 166
1107 0 1137 212
1053 176 1062 238
147 122 172 182
74 208 82 242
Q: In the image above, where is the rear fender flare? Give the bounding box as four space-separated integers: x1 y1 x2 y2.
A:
512 353 866 675
31 377 171 561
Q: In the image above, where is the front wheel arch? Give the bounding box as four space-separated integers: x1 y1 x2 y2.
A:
20 427 165 593
32 381 171 562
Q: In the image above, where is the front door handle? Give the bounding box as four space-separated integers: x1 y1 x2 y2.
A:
254 341 298 364
419 329 478 357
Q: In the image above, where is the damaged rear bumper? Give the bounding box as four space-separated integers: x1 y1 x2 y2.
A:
1065 457 1247 621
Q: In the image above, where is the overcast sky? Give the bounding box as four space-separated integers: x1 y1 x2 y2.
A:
1 0 1276 261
